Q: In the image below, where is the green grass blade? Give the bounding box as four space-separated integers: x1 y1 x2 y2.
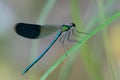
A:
97 0 119 80
78 1 115 80
40 11 120 80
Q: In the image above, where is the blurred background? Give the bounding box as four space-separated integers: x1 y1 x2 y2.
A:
0 0 120 80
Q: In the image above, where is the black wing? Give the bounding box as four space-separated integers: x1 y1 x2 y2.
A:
14 23 41 39
14 23 59 39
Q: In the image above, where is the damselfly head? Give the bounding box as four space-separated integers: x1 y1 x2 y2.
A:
70 23 76 27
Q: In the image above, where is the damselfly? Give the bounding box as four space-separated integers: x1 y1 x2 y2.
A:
14 23 86 75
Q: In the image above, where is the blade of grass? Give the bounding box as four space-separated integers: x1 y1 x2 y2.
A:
77 2 115 79
78 2 115 80
80 0 111 80
40 11 120 80
80 1 115 80
80 1 117 78
97 0 119 80
80 1 104 79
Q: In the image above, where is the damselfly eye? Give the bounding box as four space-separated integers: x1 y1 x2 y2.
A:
70 23 76 27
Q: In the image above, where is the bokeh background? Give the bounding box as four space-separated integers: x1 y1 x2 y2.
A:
0 0 120 80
